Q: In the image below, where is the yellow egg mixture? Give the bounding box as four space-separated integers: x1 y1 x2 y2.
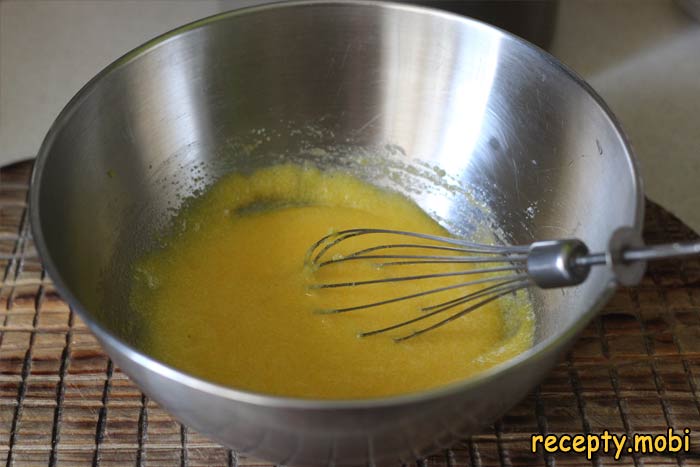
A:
130 164 533 399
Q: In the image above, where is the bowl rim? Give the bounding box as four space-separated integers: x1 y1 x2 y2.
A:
29 0 645 410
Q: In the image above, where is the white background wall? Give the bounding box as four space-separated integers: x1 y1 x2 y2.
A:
2 0 699 232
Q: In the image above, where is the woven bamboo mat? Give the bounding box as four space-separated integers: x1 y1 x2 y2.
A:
1 161 700 467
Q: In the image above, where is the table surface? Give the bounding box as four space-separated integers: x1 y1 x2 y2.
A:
1 160 700 466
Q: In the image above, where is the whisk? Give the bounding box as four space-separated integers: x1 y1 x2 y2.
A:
305 227 700 342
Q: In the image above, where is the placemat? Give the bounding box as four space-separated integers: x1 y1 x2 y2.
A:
1 160 699 467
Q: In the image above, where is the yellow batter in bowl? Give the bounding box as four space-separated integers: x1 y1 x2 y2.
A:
130 164 533 399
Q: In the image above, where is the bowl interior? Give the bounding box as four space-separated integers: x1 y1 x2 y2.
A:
33 2 640 394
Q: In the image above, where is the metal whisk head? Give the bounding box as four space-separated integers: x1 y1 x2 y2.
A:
306 227 700 341
305 229 535 342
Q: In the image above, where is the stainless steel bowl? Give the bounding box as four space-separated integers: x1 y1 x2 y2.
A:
30 1 643 465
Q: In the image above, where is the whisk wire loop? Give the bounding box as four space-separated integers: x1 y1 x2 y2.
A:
315 273 528 314
307 228 529 266
312 265 522 289
307 226 700 341
361 280 531 342
306 228 532 341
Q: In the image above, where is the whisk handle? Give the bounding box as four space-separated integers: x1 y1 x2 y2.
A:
529 227 700 289
623 242 700 262
587 227 700 286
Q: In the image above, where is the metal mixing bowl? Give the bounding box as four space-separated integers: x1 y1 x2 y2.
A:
30 1 643 465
